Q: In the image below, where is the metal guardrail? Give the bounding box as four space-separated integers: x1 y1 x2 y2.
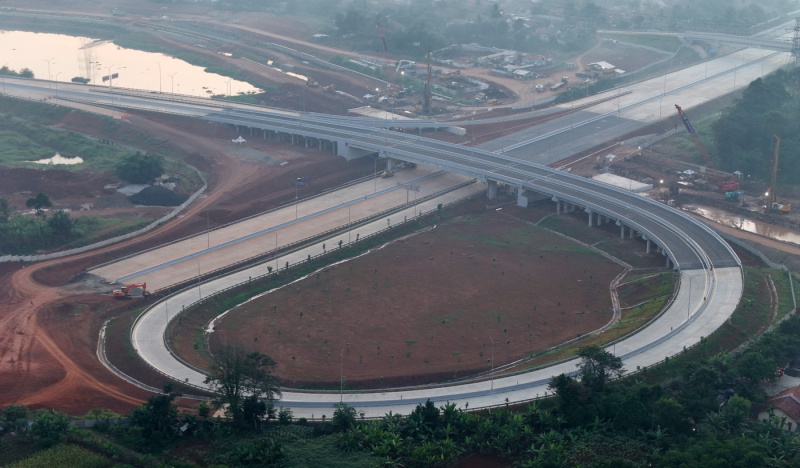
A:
154 178 476 294
125 191 480 397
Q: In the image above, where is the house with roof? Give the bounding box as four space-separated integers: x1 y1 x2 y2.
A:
588 61 617 79
758 386 800 431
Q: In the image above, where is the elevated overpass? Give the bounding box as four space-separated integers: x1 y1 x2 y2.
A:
0 73 744 416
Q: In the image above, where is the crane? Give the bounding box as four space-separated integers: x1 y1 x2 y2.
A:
376 22 402 98
674 104 740 194
768 135 791 212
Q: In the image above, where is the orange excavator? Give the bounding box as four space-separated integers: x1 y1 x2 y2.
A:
113 283 148 299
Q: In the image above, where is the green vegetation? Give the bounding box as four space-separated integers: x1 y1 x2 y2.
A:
0 108 137 171
0 98 204 255
713 68 800 185
115 152 165 184
0 65 34 78
8 444 108 468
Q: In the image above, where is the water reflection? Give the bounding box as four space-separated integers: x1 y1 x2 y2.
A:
686 205 800 245
0 30 260 97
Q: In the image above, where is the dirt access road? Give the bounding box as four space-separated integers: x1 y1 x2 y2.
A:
0 104 373 414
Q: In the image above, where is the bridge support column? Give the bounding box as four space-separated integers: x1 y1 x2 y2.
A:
386 158 395 172
586 209 594 227
553 197 560 215
620 224 625 239
487 180 498 200
665 256 671 268
646 239 651 254
630 228 635 239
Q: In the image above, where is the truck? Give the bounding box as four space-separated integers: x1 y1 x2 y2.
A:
550 82 565 92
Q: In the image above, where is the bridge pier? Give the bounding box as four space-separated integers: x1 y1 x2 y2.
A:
646 238 651 254
586 208 594 227
487 180 498 200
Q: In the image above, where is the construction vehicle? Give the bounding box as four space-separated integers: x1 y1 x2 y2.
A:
113 283 148 298
322 84 336 94
767 135 791 212
380 170 394 178
306 79 319 87
674 105 740 193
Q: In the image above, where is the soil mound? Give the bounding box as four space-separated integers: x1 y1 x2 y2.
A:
128 185 188 206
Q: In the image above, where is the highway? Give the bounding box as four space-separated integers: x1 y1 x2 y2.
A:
0 45 751 417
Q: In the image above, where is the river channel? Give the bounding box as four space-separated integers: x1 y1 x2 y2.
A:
685 204 800 246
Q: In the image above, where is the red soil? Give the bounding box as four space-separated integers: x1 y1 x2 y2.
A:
205 211 623 389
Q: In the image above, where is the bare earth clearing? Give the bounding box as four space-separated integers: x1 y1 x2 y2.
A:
203 211 623 389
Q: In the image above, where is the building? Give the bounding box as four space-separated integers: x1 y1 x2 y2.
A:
758 386 800 432
588 61 617 79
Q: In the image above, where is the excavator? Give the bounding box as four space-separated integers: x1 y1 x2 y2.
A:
674 105 741 195
113 283 148 299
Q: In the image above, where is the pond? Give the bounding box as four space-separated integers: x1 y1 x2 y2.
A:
0 30 260 97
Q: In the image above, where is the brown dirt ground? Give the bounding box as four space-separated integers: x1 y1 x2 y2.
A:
0 1 796 416
202 211 622 389
0 103 373 414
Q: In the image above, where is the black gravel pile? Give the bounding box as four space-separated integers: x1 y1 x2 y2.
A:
128 185 188 206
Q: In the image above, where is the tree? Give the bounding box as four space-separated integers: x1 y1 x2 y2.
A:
735 351 776 384
30 410 70 446
115 152 165 184
332 402 357 432
129 383 182 448
47 209 73 237
576 345 624 391
204 345 281 429
0 197 13 222
25 193 52 216
3 404 29 431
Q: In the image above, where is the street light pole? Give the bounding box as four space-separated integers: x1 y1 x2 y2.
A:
156 61 162 92
43 57 53 82
54 72 61 98
340 348 345 402
489 336 496 390
169 72 177 94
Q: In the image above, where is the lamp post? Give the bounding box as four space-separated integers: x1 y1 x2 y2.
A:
340 348 345 402
169 72 177 94
54 72 61 98
156 61 162 92
197 258 202 300
371 154 378 193
687 273 701 319
295 182 299 220
489 336 496 390
43 57 54 82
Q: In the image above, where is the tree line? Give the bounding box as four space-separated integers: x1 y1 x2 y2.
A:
712 67 800 186
4 313 800 466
